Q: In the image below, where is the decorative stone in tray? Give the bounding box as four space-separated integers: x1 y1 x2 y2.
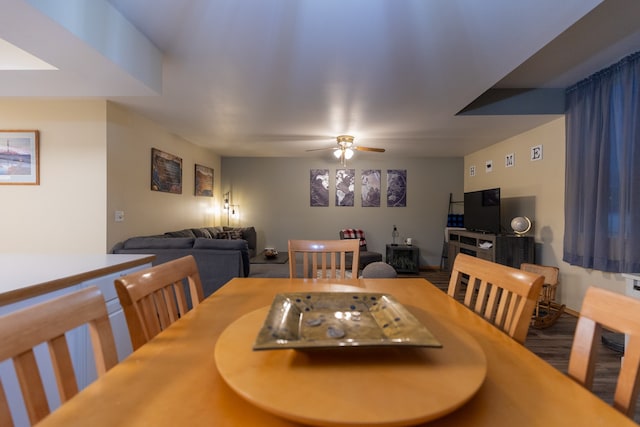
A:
253 292 442 350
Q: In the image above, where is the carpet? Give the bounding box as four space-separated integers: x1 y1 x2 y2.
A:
250 253 289 264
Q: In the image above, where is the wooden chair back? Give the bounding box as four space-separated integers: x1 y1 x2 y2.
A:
568 286 640 417
115 255 204 351
520 263 564 328
520 263 559 302
0 286 117 426
448 253 544 344
288 239 360 279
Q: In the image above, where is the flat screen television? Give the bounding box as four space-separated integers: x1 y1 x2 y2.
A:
464 188 501 234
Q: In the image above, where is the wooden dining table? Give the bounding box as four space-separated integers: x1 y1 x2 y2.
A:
37 277 636 426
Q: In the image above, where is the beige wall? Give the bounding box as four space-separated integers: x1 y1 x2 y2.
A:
464 117 625 312
221 156 464 268
0 100 107 253
106 102 221 250
0 100 222 253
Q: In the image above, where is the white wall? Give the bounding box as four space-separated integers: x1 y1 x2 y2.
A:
464 117 625 312
221 156 464 268
106 102 222 250
0 100 107 253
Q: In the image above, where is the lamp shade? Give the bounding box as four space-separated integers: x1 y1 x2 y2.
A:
344 148 354 159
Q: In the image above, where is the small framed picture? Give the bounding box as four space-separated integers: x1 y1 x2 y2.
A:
0 130 39 185
505 153 515 167
151 148 182 194
194 164 214 197
531 144 543 161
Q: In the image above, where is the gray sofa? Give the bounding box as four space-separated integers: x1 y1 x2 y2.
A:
111 226 256 297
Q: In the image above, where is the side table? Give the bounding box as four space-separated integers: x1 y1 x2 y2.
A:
386 244 420 274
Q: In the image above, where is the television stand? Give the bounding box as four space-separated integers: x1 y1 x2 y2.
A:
446 229 534 271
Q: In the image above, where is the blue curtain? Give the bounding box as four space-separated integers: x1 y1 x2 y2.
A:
563 51 640 273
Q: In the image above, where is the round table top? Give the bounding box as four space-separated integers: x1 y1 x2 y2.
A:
215 306 487 426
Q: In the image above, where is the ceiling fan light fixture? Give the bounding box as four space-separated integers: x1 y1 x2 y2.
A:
333 149 342 159
344 148 354 159
336 135 354 146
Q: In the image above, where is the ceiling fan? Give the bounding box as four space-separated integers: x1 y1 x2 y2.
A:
306 135 385 166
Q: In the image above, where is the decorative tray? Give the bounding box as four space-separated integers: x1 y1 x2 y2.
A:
253 292 442 350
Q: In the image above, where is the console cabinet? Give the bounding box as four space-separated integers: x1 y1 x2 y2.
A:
386 244 420 274
447 230 534 270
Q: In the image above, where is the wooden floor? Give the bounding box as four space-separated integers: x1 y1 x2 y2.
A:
417 270 640 423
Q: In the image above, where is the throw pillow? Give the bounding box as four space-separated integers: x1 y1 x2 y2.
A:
165 229 196 238
340 228 368 251
214 231 232 239
229 230 243 240
191 228 213 238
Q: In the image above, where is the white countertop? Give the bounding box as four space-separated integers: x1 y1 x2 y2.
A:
0 254 155 306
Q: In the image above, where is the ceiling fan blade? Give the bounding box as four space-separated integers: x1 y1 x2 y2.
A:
354 146 385 152
306 147 337 152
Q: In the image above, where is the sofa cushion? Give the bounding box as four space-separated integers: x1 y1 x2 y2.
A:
165 229 197 238
123 237 195 249
193 238 246 251
194 238 250 277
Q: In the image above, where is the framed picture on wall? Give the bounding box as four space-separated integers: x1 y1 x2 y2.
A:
336 169 355 206
361 169 381 207
0 130 39 185
151 148 182 194
194 164 214 197
310 168 329 207
387 169 407 207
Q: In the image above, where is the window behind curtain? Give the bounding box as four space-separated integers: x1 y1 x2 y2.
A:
563 51 640 273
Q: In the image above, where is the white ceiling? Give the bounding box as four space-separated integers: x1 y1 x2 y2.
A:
1 0 640 159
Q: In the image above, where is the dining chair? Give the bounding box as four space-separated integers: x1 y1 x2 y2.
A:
115 255 204 351
520 263 565 328
568 286 640 417
288 239 360 279
0 286 118 426
447 253 544 344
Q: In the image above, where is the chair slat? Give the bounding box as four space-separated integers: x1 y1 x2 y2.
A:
0 382 13 427
14 350 49 424
48 334 79 402
173 281 189 317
